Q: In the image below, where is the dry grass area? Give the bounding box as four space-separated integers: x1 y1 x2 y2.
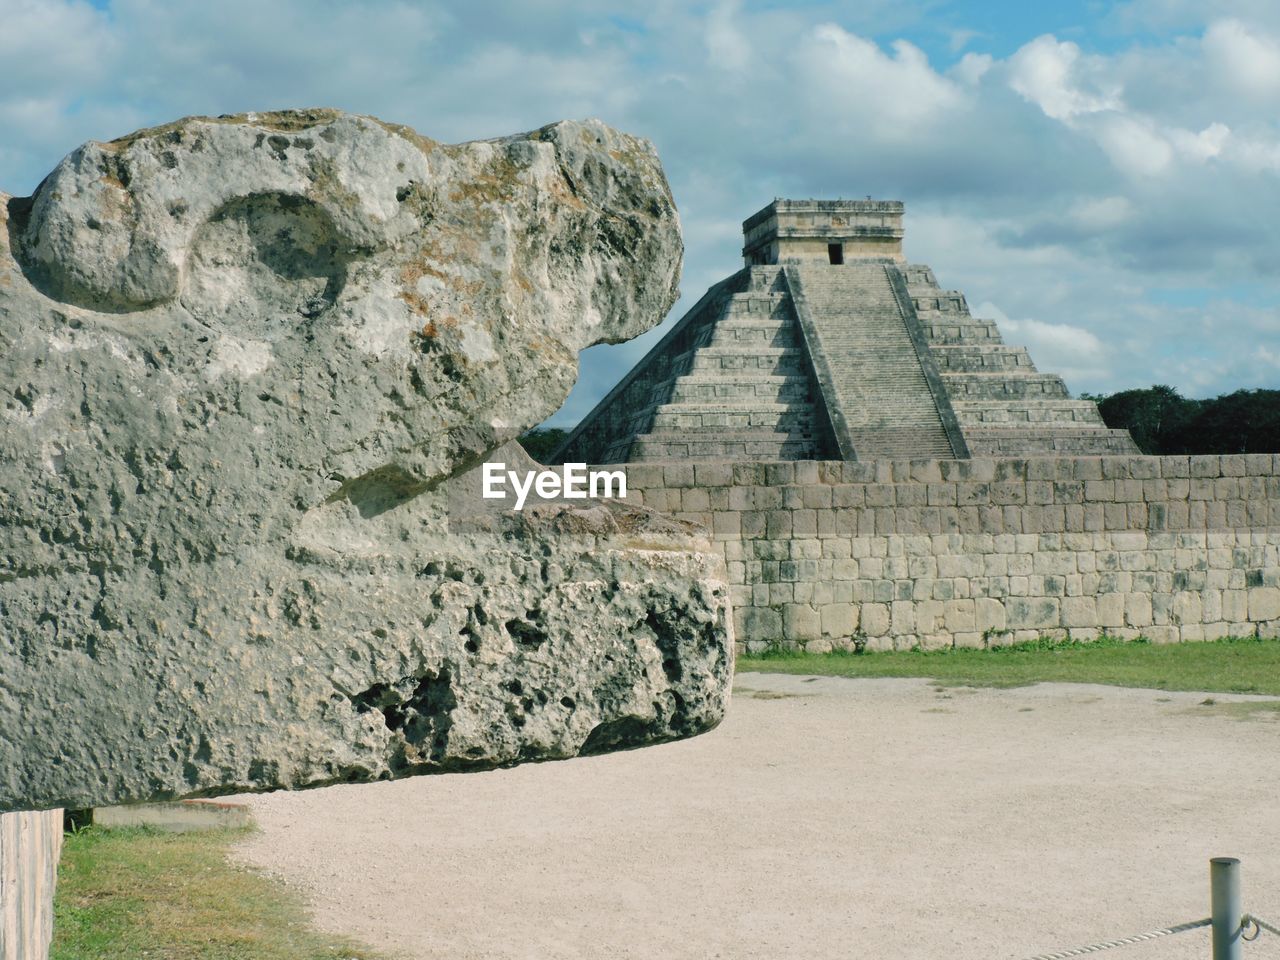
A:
52 825 385 960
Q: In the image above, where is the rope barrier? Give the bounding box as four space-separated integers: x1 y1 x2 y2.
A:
1020 918 1211 959
1245 913 1280 939
1019 860 1276 958
1024 911 1280 958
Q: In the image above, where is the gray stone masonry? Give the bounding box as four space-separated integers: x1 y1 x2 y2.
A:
742 198 904 264
618 454 1280 653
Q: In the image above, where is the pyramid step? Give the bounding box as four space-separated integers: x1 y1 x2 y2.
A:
669 378 813 403
691 345 798 360
727 292 788 304
923 321 1003 345
675 371 802 384
848 430 957 459
686 358 803 378
900 264 939 286
942 372 1071 400
693 344 801 357
931 345 1035 373
723 297 791 321
963 427 1140 456
744 268 787 294
689 345 806 374
909 290 970 316
632 433 820 461
713 312 796 328
952 399 1106 426
640 429 819 441
668 384 812 403
709 322 800 347
650 402 818 432
962 426 1131 439
650 400 815 413
649 413 820 432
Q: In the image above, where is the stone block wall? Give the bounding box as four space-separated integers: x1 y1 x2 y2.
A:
618 455 1280 652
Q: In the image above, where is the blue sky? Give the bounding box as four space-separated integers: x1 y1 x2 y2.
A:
4 0 1280 427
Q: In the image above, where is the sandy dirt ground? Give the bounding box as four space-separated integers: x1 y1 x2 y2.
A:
233 675 1280 959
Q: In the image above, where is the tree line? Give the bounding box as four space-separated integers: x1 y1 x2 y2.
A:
1083 386 1280 455
517 427 569 462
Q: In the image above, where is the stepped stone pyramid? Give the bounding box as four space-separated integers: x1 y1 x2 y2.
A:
555 199 1138 463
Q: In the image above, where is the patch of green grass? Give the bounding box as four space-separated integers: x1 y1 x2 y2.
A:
738 634 1280 695
52 826 389 960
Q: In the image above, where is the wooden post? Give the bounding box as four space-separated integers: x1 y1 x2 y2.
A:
0 809 64 960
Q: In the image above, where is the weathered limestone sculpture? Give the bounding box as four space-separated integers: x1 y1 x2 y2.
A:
0 110 734 814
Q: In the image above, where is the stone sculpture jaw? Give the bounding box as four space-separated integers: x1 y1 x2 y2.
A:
0 110 733 814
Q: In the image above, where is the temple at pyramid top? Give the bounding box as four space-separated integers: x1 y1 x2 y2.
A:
743 199 905 265
554 199 1138 463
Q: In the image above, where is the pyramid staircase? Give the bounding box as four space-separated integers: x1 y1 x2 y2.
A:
625 267 829 461
901 265 1139 456
785 263 963 459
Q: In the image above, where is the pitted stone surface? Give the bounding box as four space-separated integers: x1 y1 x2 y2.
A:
0 110 734 813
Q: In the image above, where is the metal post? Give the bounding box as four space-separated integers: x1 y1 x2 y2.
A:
1211 857 1243 960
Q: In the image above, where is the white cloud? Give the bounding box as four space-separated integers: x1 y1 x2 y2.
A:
1012 317 1104 359
796 25 962 136
971 300 1108 386
1008 35 1120 121
1230 133 1280 172
948 28 981 54
1092 113 1175 177
1067 195 1134 230
1168 121 1230 161
1203 19 1280 97
1004 33 1239 181
971 300 1012 325
952 51 993 86
706 0 750 72
0 0 115 87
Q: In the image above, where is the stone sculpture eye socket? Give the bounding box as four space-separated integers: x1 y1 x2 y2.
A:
181 192 352 335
